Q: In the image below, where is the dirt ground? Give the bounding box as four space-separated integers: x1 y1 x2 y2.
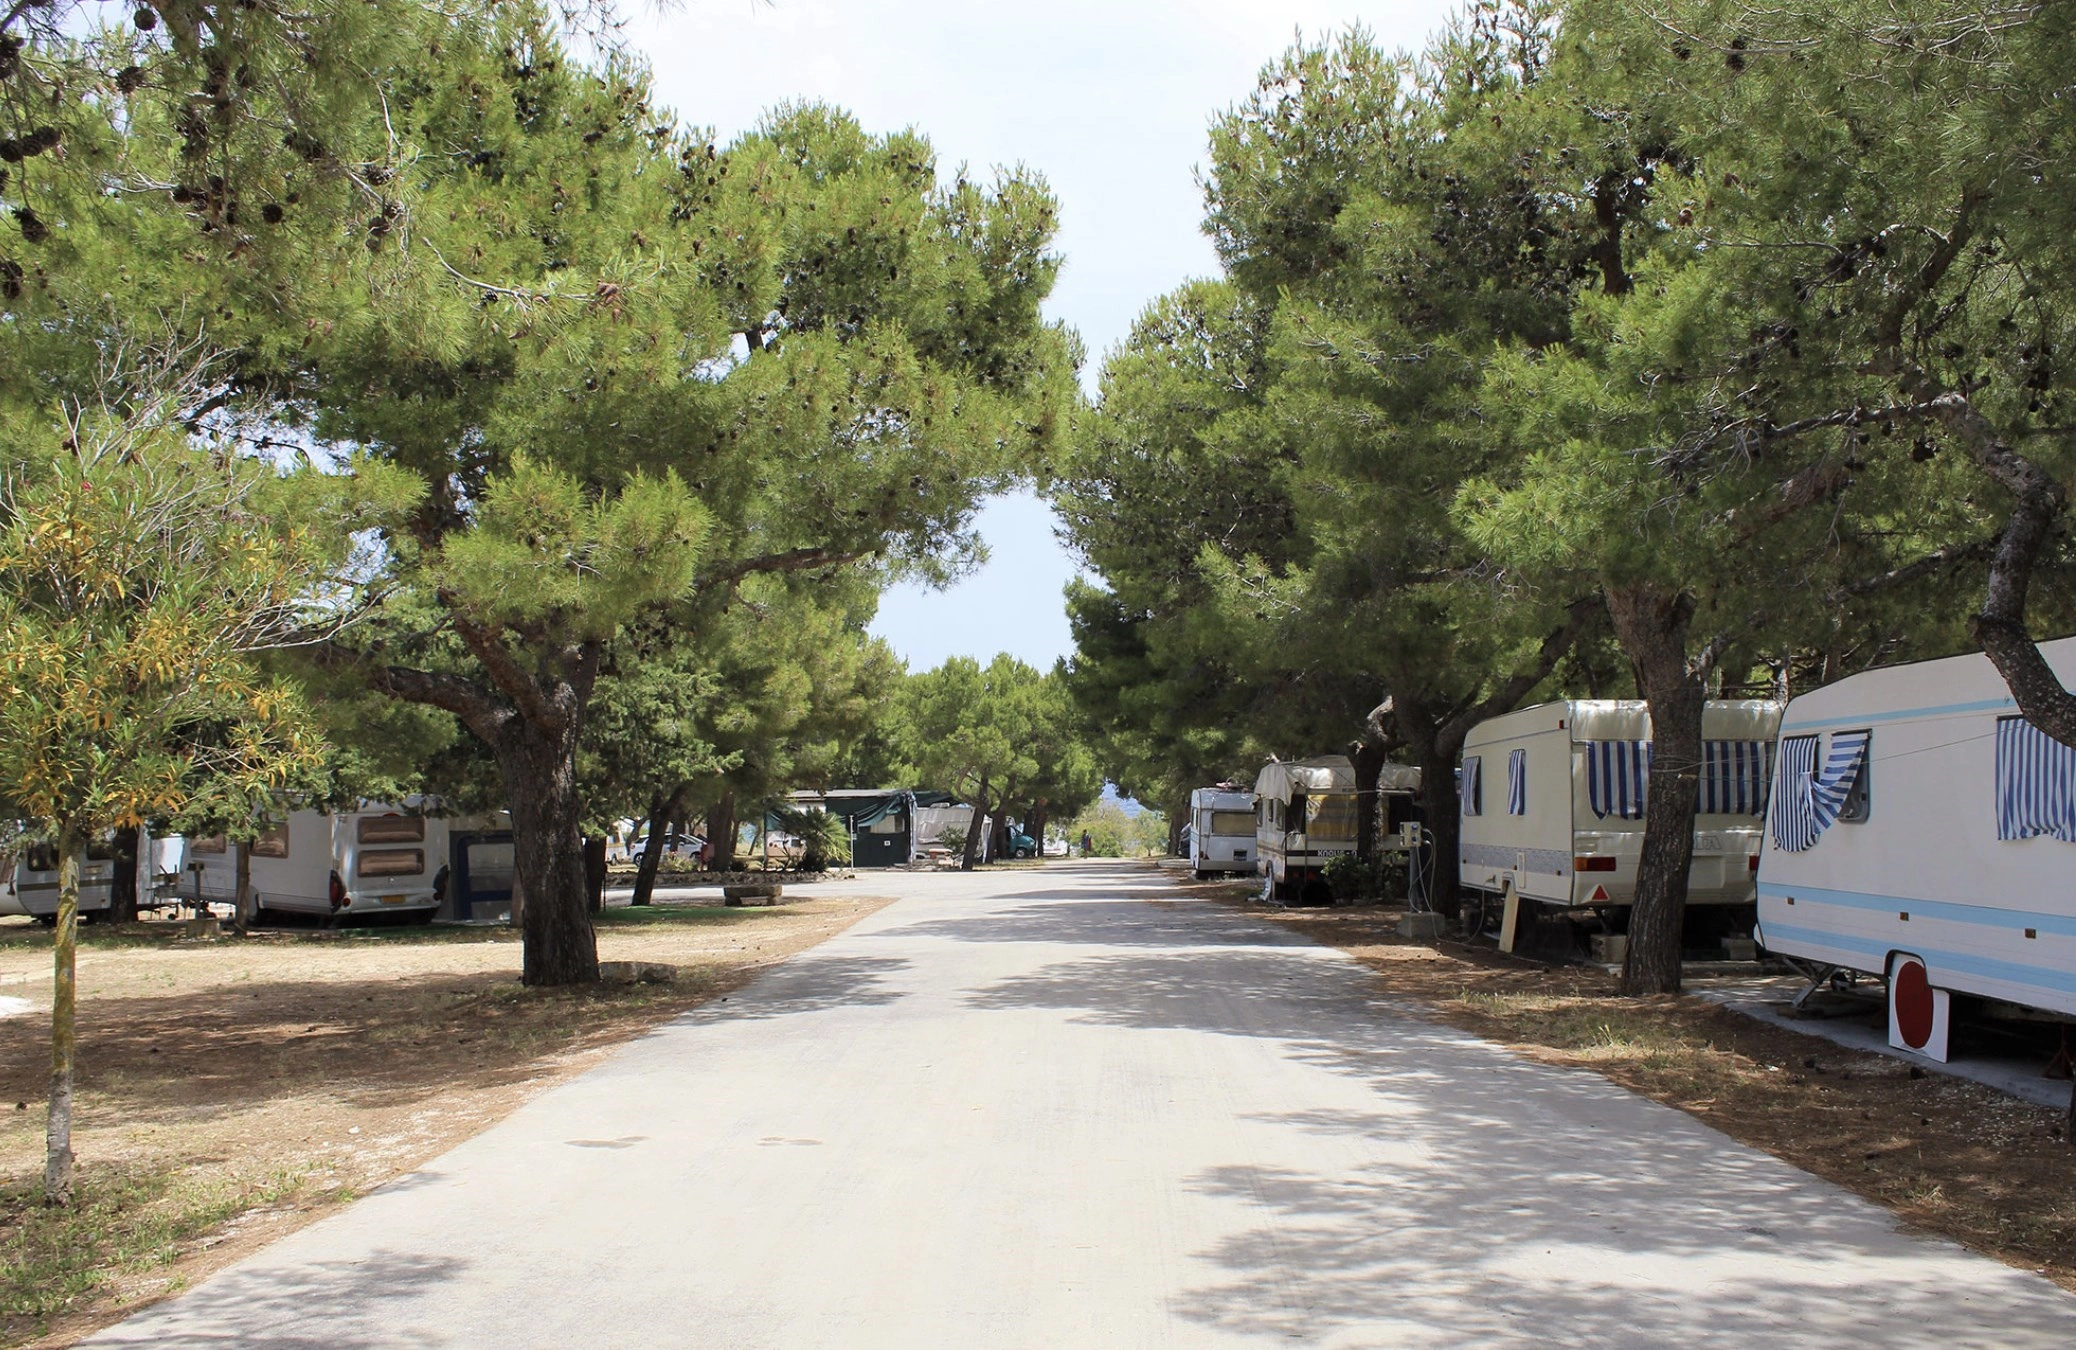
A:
1196 883 2076 1294
0 895 891 1349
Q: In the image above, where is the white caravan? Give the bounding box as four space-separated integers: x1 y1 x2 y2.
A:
188 806 512 922
1457 700 1783 931
1754 638 2076 1063
1255 758 1424 902
1188 788 1257 878
0 837 116 922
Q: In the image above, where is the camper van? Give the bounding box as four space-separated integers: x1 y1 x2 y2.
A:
1754 639 2076 1063
1457 700 1784 935
187 806 512 923
1188 788 1257 878
0 837 116 923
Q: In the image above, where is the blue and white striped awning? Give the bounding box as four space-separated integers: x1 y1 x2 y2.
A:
1768 730 1870 852
1995 716 2076 843
1460 756 1482 817
1507 748 1527 816
1587 740 1651 820
1699 740 1774 816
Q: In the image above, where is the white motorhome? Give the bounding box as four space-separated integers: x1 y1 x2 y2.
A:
1754 639 2076 1063
1188 788 1257 878
188 806 512 923
1457 700 1784 935
0 837 116 923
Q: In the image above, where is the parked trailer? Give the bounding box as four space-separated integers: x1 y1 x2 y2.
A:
1255 758 1420 903
1457 699 1784 939
1189 788 1257 879
0 838 116 923
187 807 510 923
1754 638 2076 1063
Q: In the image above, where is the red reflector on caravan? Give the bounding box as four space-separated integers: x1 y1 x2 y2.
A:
1589 884 1610 902
1572 855 1617 872
1749 854 1761 871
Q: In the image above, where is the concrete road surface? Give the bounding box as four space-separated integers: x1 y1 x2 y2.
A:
89 863 2076 1347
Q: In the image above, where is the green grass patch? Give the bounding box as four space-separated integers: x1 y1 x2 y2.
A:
0 1160 307 1341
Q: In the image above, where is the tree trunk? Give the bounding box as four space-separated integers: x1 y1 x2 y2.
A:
1350 737 1390 861
631 801 665 908
583 836 608 915
45 833 80 1204
1027 801 1050 855
961 774 990 871
1605 582 1712 996
494 725 598 987
232 839 256 934
1413 740 1462 920
707 791 738 873
108 825 139 924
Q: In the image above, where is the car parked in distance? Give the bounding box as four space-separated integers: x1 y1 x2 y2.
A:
630 831 706 864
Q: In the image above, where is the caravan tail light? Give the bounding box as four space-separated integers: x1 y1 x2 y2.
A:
1749 854 1761 871
328 870 346 909
1573 855 1617 873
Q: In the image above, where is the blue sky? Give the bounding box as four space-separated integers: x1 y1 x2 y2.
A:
633 0 1459 672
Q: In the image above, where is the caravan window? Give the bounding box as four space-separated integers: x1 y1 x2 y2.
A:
357 815 426 844
1838 732 1872 823
1459 757 1482 817
1506 749 1527 816
250 823 290 859
356 848 425 878
1769 730 1871 852
1996 716 2076 842
1287 791 1307 830
1209 810 1255 836
190 835 227 855
23 842 57 872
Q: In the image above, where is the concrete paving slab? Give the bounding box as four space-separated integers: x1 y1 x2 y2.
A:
87 863 2076 1348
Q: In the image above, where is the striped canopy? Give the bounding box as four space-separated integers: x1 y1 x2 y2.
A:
1768 730 1870 853
1587 740 1651 820
1699 740 1774 816
1506 748 1527 816
1995 716 2076 843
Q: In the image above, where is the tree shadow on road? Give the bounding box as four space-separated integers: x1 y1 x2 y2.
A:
84 1250 464 1348
674 954 913 1023
963 946 2076 1345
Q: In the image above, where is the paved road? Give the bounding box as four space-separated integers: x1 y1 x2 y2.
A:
91 863 2076 1347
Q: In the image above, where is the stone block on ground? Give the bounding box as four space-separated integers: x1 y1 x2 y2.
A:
598 960 678 985
1592 933 1628 965
1396 912 1446 941
722 884 781 907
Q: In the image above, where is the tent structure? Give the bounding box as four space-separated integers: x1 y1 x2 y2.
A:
781 789 957 868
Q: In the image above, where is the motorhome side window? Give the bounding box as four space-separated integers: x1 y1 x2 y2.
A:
358 848 425 877
1838 731 1872 823
358 815 426 844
